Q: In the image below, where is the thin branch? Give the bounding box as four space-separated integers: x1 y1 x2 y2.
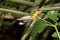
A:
21 19 36 40
0 8 29 16
8 0 34 6
38 16 52 24
40 7 60 10
49 23 60 40
54 25 60 40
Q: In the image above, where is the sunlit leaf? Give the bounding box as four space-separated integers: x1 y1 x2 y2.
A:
30 19 48 40
47 10 57 22
52 32 60 38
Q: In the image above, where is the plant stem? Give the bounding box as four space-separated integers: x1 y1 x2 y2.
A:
38 16 60 40
21 19 36 40
38 16 52 24
40 7 60 10
0 8 29 16
54 25 60 40
8 0 33 6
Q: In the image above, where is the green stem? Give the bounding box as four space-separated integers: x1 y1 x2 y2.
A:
8 0 33 6
38 16 52 24
54 25 60 40
0 8 29 16
21 19 36 40
40 7 60 10
38 16 60 40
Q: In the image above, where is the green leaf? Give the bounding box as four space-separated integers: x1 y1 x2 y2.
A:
47 10 57 22
52 32 60 38
30 19 48 40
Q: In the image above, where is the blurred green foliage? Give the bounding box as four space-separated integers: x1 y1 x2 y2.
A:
0 0 60 40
